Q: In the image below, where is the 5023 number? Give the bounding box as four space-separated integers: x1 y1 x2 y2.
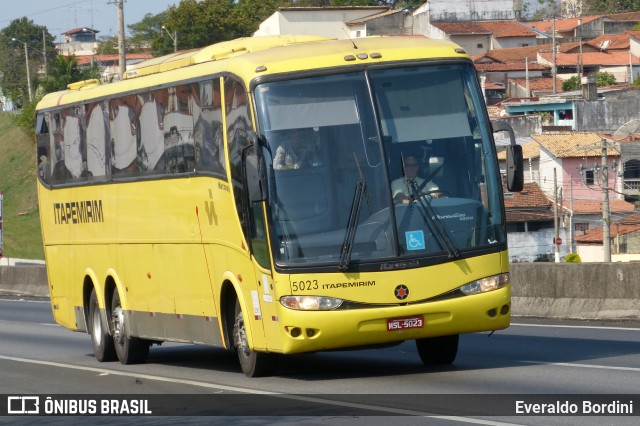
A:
292 280 319 292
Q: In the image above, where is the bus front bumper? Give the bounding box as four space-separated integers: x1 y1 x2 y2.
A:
274 286 510 354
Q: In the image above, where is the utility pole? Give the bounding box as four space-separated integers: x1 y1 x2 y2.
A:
554 168 560 262
117 0 126 79
552 17 557 94
602 140 611 262
42 29 48 76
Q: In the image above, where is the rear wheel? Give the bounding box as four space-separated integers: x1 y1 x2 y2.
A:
111 288 150 364
88 289 116 362
416 334 459 366
233 299 276 377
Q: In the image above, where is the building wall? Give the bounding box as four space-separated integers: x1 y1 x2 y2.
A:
254 9 388 39
428 0 517 22
574 88 640 133
493 36 537 49
449 34 493 55
576 244 603 261
363 13 407 36
508 227 570 262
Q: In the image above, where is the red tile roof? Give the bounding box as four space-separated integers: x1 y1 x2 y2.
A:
432 21 539 38
474 62 548 72
504 182 554 222
504 182 551 208
473 45 548 64
527 16 602 34
75 53 153 66
532 132 619 158
538 50 640 66
564 199 636 215
575 212 640 243
604 11 640 21
508 76 563 92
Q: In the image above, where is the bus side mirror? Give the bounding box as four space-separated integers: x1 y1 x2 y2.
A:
506 144 524 192
245 133 269 202
491 120 523 192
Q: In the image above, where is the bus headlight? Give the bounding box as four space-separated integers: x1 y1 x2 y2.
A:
280 296 343 310
459 273 509 295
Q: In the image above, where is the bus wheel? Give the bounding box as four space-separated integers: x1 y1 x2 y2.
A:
233 300 276 377
88 289 117 362
416 334 459 366
111 288 149 365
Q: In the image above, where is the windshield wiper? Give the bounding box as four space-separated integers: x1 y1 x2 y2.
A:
339 153 371 271
407 180 459 259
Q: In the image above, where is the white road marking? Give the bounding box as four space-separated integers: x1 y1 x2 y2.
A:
0 354 521 424
511 322 640 332
521 360 640 372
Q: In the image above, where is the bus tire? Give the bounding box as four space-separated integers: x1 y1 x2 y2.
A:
233 299 276 377
111 288 150 365
416 334 459 366
88 289 117 362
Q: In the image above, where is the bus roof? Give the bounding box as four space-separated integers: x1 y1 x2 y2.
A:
36 35 468 110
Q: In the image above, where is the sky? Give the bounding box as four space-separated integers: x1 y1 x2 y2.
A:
0 0 179 41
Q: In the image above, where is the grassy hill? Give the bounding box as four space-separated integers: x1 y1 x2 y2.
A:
0 113 44 260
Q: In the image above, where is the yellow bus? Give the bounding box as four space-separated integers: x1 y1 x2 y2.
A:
36 35 523 377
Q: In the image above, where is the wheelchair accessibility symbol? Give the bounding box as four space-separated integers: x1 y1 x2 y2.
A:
405 230 425 250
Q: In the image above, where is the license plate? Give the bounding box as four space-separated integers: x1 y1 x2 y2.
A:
387 315 424 331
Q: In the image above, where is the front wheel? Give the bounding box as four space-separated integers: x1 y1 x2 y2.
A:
111 288 150 365
88 289 117 362
416 334 459 366
233 300 276 377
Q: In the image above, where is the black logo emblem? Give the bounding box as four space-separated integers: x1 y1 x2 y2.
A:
394 284 409 300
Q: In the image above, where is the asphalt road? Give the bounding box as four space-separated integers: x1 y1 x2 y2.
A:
1 297 640 425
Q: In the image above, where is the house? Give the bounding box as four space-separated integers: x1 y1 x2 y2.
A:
58 27 99 56
428 21 540 55
473 45 551 89
531 132 621 197
253 6 399 39
75 53 152 82
497 133 636 259
616 136 640 203
507 76 563 98
575 211 640 262
536 49 640 83
527 15 603 40
504 181 558 262
412 0 521 25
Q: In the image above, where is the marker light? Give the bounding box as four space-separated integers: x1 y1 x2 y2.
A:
280 296 343 311
459 273 509 295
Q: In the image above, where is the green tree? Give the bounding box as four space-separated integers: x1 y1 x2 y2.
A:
162 0 239 52
583 0 640 14
562 72 617 91
40 55 100 93
564 253 582 263
127 12 172 56
562 75 581 91
595 71 616 86
95 35 119 54
0 17 57 107
233 0 290 37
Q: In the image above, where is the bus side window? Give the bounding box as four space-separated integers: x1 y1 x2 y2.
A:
109 96 139 176
225 77 253 241
195 79 225 175
36 113 51 183
85 102 109 179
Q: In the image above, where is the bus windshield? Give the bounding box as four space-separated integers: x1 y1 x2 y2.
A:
254 63 506 268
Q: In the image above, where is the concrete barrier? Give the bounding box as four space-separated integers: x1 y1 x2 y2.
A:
510 263 640 320
0 265 49 298
0 263 639 320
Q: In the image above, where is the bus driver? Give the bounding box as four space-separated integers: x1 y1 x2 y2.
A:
391 156 441 203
